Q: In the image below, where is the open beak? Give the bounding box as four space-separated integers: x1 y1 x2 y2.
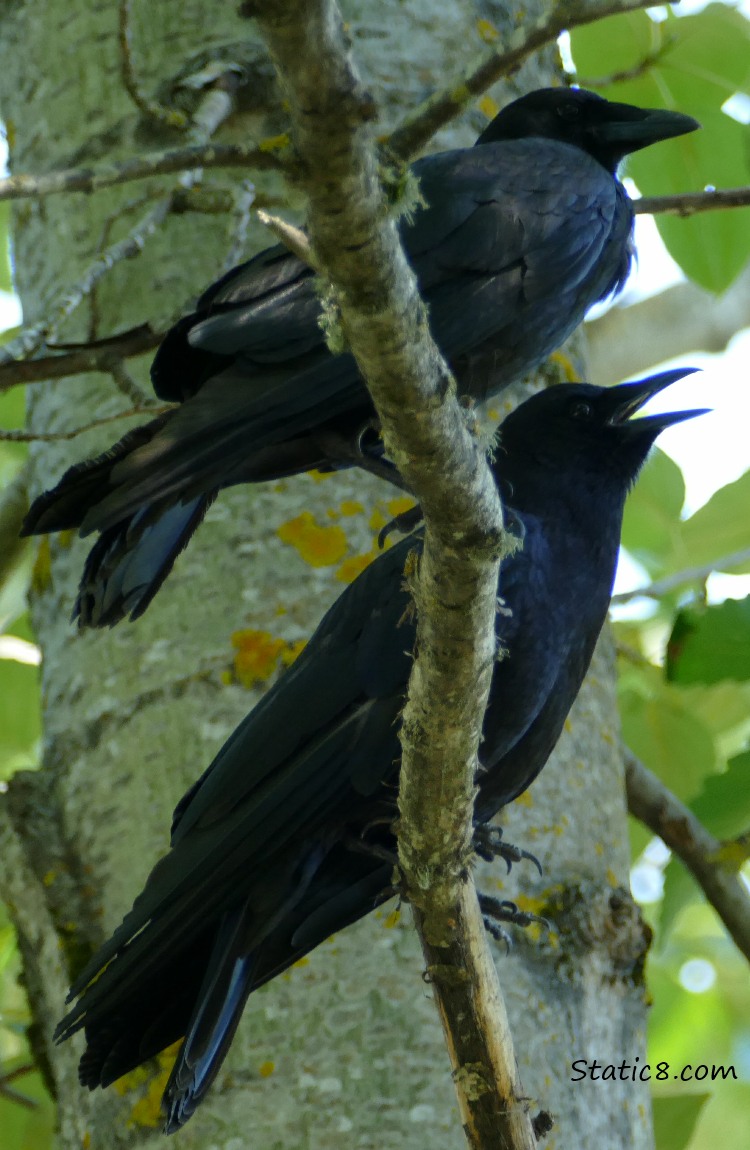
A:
594 104 700 153
606 367 709 432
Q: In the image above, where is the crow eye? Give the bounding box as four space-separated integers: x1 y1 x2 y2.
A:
570 401 593 421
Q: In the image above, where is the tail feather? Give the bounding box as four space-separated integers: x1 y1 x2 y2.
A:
162 905 257 1134
74 495 214 627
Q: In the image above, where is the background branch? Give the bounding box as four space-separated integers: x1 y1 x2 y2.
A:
250 2 535 1147
0 143 282 203
387 0 655 158
587 261 750 385
0 326 161 393
636 185 750 217
625 750 750 963
611 546 750 603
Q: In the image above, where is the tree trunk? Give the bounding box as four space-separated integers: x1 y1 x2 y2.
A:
0 2 653 1147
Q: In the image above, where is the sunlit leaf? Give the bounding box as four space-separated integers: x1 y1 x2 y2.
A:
621 448 687 575
667 597 750 684
652 1092 711 1150
681 471 750 573
571 5 750 290
620 684 716 802
0 202 12 295
690 750 750 839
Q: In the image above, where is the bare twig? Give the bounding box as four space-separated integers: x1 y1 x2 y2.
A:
625 750 750 964
256 210 314 265
636 185 750 218
0 144 283 204
0 198 174 366
118 0 188 129
0 326 162 393
1 403 171 442
250 3 536 1147
387 0 656 159
612 547 750 604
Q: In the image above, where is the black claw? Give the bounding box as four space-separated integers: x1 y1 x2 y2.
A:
478 893 549 932
378 504 424 549
472 824 543 876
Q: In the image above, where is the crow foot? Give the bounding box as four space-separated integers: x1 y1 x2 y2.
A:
378 503 424 548
472 823 542 876
478 893 550 952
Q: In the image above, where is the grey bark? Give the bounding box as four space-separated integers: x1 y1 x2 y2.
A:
0 3 653 1149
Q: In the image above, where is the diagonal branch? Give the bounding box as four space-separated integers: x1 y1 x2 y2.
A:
0 143 283 203
248 2 535 1147
625 750 750 964
0 326 162 393
387 0 656 158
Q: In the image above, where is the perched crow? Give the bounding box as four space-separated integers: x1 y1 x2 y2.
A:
55 369 705 1132
23 88 698 627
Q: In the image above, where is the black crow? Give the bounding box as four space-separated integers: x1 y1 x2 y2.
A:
23 89 698 626
55 368 705 1130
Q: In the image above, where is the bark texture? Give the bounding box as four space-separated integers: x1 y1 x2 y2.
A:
0 3 653 1148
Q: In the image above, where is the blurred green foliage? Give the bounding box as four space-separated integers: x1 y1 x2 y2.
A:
571 3 750 292
0 5 748 1149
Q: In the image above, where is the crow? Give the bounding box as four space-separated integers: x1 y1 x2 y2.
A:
22 88 698 627
54 368 705 1131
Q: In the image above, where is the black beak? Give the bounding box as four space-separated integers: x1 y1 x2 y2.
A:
594 103 700 155
607 367 709 432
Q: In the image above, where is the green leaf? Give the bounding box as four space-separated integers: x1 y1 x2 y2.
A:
667 597 750 684
0 643 41 779
658 855 703 940
690 750 750 839
621 448 687 575
0 201 12 295
681 471 750 573
652 1093 711 1150
571 5 750 291
619 684 716 802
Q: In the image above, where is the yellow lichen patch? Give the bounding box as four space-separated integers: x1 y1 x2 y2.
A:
336 552 376 583
339 499 365 517
220 669 233 686
31 537 52 594
42 870 56 886
549 350 580 382
232 629 287 687
383 908 401 929
451 84 471 106
280 639 306 667
487 407 500 421
309 469 334 482
258 133 291 154
386 496 415 519
564 716 573 734
275 603 287 615
606 867 619 887
259 1060 275 1079
594 842 604 856
513 789 534 807
58 528 76 549
479 95 500 120
277 512 347 567
476 18 500 42
292 956 310 969
82 1133 91 1150
369 507 388 532
514 893 547 916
